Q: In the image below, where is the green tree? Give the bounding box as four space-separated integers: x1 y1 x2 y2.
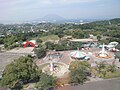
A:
101 70 107 78
96 61 106 74
35 73 56 90
97 35 102 41
45 42 55 50
107 64 116 73
34 48 46 59
36 38 42 44
0 56 39 89
72 30 85 39
69 61 90 71
54 44 64 51
69 42 82 50
69 61 90 84
70 68 87 84
0 38 4 44
3 35 19 49
57 33 64 40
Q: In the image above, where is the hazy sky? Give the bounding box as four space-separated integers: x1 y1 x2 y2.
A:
0 0 120 23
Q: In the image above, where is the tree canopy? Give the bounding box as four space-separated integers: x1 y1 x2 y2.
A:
0 56 39 89
34 48 46 59
69 61 91 84
35 73 56 90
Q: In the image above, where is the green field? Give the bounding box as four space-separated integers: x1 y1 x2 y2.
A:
104 70 120 79
40 35 59 42
39 63 49 69
91 68 120 79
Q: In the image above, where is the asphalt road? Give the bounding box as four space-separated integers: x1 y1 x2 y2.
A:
56 78 120 90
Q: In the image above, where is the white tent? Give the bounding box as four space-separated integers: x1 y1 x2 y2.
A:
70 51 86 59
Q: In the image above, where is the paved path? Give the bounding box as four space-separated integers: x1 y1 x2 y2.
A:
36 50 73 66
56 78 120 90
0 47 34 77
0 52 24 78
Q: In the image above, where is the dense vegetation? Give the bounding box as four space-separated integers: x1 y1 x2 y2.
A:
35 73 56 90
0 56 39 89
0 18 120 50
0 18 120 89
69 61 91 84
0 56 56 90
94 61 117 78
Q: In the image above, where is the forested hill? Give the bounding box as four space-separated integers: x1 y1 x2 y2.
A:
110 18 120 24
90 18 120 26
0 18 120 50
67 18 120 31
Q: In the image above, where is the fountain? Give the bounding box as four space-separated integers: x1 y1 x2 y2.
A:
95 44 111 59
41 52 69 77
50 61 54 71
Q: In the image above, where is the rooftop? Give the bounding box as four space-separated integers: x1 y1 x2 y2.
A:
70 38 98 42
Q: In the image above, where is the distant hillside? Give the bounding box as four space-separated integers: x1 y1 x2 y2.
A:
90 18 120 25
32 15 98 23
34 14 65 22
110 18 120 24
42 15 65 21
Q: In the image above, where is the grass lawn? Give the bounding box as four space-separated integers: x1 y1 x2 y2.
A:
91 67 120 79
91 68 99 76
38 63 49 70
40 35 59 42
104 70 120 79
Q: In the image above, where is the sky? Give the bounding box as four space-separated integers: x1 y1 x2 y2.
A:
0 0 120 23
